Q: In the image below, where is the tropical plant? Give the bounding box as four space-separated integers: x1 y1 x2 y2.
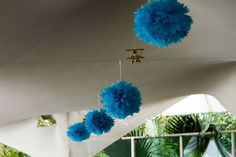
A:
215 133 232 157
128 129 158 157
93 151 109 157
198 112 236 157
94 112 236 157
0 143 30 157
152 114 211 157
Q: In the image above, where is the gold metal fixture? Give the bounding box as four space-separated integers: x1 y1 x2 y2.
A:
37 115 56 127
126 48 144 63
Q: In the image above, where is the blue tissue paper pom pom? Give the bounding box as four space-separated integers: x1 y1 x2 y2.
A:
100 80 142 119
67 122 90 142
134 0 193 47
85 109 114 135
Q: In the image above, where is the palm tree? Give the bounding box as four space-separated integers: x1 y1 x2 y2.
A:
153 114 210 157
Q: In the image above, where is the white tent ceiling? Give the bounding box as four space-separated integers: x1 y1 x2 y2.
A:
0 0 236 125
0 0 236 156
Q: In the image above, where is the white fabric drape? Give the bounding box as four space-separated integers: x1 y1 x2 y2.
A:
0 114 69 157
162 94 226 116
0 95 228 157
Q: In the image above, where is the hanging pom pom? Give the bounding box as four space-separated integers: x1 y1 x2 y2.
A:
100 80 142 119
67 122 91 142
85 109 114 135
134 0 193 48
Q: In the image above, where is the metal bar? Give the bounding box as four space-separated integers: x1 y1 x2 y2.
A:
179 136 184 157
131 138 136 157
121 130 236 140
232 132 235 157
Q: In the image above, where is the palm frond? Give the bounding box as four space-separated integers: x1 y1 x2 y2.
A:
214 133 234 157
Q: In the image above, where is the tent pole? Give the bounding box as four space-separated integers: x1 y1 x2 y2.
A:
131 138 136 157
179 136 184 157
231 131 235 157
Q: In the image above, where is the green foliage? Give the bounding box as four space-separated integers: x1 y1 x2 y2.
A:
198 112 236 132
154 137 180 157
150 114 210 157
102 140 130 157
125 127 146 137
129 129 158 157
198 112 236 157
163 114 201 134
0 144 30 157
215 133 232 157
93 151 109 157
184 136 211 157
95 112 236 157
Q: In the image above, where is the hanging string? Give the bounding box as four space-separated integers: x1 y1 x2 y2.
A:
119 59 122 80
134 38 137 49
97 93 101 107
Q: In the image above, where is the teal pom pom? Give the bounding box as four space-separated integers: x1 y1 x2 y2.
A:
67 122 90 142
85 109 114 135
100 80 142 119
134 0 193 47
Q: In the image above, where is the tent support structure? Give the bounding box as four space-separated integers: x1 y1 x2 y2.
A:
179 135 183 157
232 131 235 157
131 138 135 157
122 130 236 157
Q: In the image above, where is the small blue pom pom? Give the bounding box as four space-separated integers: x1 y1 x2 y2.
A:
100 80 142 119
134 0 193 47
85 109 114 135
67 122 90 142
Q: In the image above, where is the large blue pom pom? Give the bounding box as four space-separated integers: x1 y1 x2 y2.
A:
67 122 90 142
100 80 142 119
85 109 114 135
134 0 193 47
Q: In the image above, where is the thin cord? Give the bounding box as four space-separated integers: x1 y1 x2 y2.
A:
97 93 101 106
119 59 122 80
134 38 137 49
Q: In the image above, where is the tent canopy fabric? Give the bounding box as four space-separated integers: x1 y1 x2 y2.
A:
162 94 227 116
0 95 231 157
0 0 236 125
